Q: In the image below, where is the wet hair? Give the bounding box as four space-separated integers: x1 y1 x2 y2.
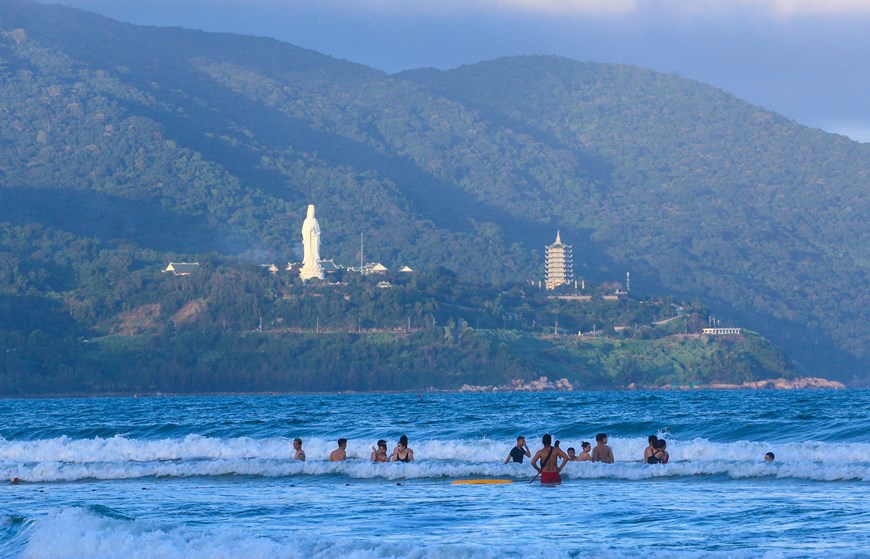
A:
399 435 409 447
596 433 607 443
293 437 302 445
765 452 775 461
517 436 525 443
377 439 387 448
338 438 347 447
542 433 552 446
649 435 659 444
554 440 560 447
581 442 591 450
567 447 576 454
655 439 667 450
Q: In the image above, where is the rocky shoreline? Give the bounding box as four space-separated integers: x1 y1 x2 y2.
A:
459 376 846 392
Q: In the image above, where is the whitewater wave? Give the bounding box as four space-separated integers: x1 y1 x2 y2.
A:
14 507 866 559
3 457 868 483
2 435 868 483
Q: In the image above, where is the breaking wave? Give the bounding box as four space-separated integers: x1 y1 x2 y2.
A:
2 435 868 483
14 507 865 559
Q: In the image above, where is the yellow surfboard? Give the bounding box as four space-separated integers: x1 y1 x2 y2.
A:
451 479 513 485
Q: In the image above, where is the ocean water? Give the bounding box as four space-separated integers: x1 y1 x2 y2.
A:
0 390 868 558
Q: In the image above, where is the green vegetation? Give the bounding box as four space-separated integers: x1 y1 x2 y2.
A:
0 0 867 386
0 240 796 394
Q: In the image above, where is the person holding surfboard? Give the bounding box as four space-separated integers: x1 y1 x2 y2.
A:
504 436 531 464
531 433 568 485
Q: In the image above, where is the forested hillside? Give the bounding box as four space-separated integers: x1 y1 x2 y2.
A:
0 0 867 382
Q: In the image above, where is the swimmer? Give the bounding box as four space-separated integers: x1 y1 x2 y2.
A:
644 435 659 463
648 439 669 464
577 441 592 462
371 440 388 462
591 433 614 464
566 447 578 461
293 437 305 461
531 433 569 484
329 438 347 462
504 436 531 464
764 452 775 462
390 435 414 463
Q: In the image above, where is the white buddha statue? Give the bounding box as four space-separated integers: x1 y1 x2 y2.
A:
299 204 324 281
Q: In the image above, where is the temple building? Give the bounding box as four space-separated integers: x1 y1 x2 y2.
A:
545 231 573 289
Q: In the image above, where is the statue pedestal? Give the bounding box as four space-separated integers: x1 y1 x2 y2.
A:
299 262 324 281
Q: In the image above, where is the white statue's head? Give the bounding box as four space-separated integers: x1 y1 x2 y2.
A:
307 204 316 219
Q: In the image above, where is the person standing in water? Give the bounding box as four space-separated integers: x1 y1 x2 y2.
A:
591 433 614 464
329 438 347 462
371 440 388 462
577 442 592 462
293 437 306 461
504 436 531 464
648 439 669 464
531 433 569 484
390 435 414 462
644 435 659 463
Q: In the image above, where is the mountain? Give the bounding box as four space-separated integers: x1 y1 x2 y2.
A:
0 0 867 382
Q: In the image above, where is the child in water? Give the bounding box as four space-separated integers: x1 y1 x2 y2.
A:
371 440 388 462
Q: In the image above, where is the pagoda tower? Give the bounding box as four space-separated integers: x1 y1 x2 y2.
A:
545 231 573 290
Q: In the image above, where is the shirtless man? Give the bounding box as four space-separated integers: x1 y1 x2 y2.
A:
329 438 347 462
531 433 569 484
293 437 306 461
591 433 614 464
644 435 659 463
504 436 531 464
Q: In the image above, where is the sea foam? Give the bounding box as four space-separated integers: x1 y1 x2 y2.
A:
2 435 868 483
17 507 864 559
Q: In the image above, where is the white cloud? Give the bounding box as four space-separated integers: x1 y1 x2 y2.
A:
766 0 870 17
318 0 870 17
492 0 637 15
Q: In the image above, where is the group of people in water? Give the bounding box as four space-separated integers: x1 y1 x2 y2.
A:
501 433 634 484
292 435 415 463
289 433 776 485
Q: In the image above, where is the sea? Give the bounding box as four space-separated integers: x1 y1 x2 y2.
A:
1 390 868 558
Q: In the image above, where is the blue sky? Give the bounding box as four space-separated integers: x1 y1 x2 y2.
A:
53 0 870 142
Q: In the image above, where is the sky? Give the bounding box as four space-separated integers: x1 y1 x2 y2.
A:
51 0 870 142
